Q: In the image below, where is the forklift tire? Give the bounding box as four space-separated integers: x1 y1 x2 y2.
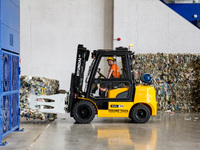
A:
72 100 96 124
130 104 150 123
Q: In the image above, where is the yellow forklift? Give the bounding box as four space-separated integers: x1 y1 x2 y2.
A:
66 45 157 123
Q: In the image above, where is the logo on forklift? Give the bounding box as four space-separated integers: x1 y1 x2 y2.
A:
77 58 81 76
111 105 124 108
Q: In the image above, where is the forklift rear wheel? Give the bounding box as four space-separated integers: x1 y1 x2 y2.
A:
130 104 150 123
72 100 96 124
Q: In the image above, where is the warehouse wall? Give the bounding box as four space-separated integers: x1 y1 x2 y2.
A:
114 0 200 53
21 0 200 90
20 0 113 90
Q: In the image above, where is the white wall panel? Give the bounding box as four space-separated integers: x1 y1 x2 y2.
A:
20 0 113 90
114 0 200 53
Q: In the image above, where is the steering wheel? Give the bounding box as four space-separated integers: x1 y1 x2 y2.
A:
97 70 106 78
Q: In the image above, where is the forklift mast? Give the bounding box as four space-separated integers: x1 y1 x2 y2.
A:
74 44 90 94
68 45 90 113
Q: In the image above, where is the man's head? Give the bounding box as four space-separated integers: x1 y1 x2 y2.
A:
107 57 114 66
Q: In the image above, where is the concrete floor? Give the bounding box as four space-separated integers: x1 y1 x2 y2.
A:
1 112 200 150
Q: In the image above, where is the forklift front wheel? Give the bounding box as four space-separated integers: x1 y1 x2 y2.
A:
72 100 96 124
130 104 151 123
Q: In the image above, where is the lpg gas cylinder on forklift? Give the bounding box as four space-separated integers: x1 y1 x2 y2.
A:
66 44 157 124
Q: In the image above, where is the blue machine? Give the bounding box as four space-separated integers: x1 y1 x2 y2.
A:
161 0 200 29
0 0 23 146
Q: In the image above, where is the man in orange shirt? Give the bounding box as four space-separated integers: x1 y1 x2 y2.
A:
107 57 120 79
99 57 120 97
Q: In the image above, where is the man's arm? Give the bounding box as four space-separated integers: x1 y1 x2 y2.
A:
107 69 114 78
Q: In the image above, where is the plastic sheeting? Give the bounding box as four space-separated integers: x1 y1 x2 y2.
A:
133 53 200 112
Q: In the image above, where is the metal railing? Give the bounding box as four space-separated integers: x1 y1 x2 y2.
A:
163 0 200 3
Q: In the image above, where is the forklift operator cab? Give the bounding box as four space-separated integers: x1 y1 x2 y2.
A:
93 55 128 99
67 45 157 124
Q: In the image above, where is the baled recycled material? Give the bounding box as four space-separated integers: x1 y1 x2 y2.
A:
20 76 60 120
133 53 200 112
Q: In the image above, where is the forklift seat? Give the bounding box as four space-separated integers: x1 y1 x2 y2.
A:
107 87 129 98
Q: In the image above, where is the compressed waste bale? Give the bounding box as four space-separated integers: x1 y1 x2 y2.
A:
20 75 59 120
133 53 200 112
